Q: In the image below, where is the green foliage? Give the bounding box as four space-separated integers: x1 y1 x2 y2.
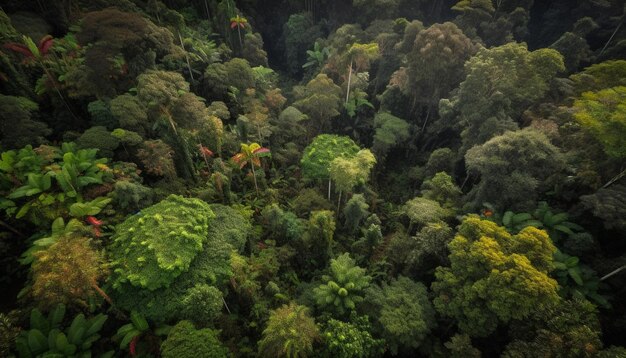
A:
372 112 410 158
290 189 333 217
403 196 449 230
303 42 330 71
503 299 603 358
573 86 626 159
405 22 477 111
496 201 586 245
343 194 370 234
580 184 626 232
301 134 360 181
464 129 565 211
109 195 215 290
112 180 154 213
0 95 50 150
110 199 236 322
262 204 305 244
444 334 481 358
258 302 320 358
161 320 229 358
110 94 149 135
314 253 371 316
180 284 224 323
570 60 626 94
0 143 111 227
87 100 118 130
432 216 560 337
293 74 342 133
553 251 609 308
329 149 376 194
442 42 564 152
319 314 383 358
204 58 255 99
421 172 462 212
76 126 120 158
209 204 252 252
363 276 435 355
387 222 453 277
283 13 323 75
15 304 108 357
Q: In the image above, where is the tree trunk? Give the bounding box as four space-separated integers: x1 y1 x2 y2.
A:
328 179 332 200
250 159 259 196
345 60 353 104
91 281 113 305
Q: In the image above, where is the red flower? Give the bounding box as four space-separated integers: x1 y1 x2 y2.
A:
483 209 493 217
86 216 103 226
198 145 214 158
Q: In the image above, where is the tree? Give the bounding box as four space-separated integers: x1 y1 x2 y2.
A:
109 198 240 323
371 112 410 160
283 13 322 76
363 276 436 355
32 236 110 309
231 142 271 195
570 60 626 94
329 149 376 205
581 185 626 232
503 299 603 357
108 195 215 291
440 42 564 153
319 314 384 358
313 253 371 316
432 215 560 337
404 22 477 121
403 197 450 234
464 129 566 211
300 134 360 198
161 320 229 358
340 43 380 105
293 74 342 134
573 86 626 159
258 302 320 358
452 0 533 46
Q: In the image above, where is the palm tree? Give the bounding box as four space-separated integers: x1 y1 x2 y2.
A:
231 142 270 195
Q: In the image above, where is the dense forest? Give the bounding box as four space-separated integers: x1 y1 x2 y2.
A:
0 0 625 356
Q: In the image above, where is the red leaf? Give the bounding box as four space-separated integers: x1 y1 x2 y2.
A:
86 216 103 227
3 43 33 58
130 335 139 356
252 147 270 155
230 22 238 29
38 35 54 55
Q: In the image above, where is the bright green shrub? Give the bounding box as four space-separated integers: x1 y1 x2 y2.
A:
109 195 215 291
161 320 229 358
320 315 383 358
301 134 360 181
110 199 239 322
15 304 109 357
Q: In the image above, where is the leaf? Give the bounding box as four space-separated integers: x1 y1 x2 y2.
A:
550 212 569 225
27 329 47 354
84 314 107 337
502 211 514 226
30 309 48 332
511 212 532 224
554 224 575 236
565 256 580 267
38 35 54 56
120 329 142 349
49 304 66 327
3 42 33 58
130 311 149 332
568 268 584 286
67 314 86 344
54 331 69 352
